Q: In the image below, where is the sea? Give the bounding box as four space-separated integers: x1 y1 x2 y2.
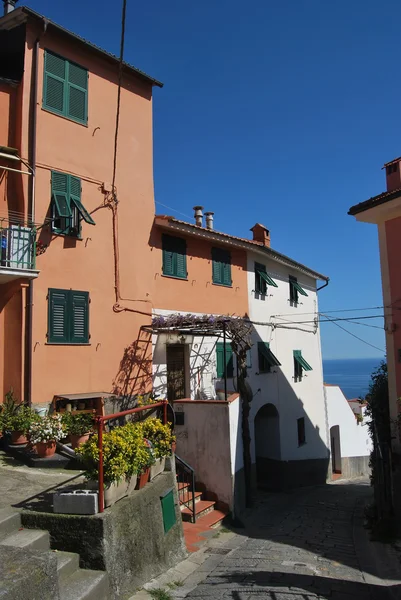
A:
322 357 385 400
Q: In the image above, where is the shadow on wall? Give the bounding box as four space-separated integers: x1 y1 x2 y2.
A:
234 324 330 496
112 328 153 406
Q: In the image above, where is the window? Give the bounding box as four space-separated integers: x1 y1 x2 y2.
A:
43 50 88 124
293 350 312 382
289 276 308 304
212 247 231 286
48 288 89 344
255 262 277 295
51 171 95 236
216 343 234 378
162 234 187 279
297 417 306 446
386 164 398 175
258 342 281 373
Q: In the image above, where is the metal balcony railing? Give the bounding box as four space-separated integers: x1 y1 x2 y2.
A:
0 224 36 271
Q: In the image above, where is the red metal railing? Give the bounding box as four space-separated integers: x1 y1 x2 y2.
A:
95 400 168 513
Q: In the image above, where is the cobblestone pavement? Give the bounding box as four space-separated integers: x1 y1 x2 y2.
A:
133 478 401 600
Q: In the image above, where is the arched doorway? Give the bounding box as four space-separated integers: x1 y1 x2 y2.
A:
330 425 342 475
254 403 281 489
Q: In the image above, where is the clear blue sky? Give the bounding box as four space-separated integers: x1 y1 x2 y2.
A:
23 0 400 360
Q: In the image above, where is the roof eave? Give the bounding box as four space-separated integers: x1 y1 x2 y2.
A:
0 7 163 88
154 216 329 282
348 189 401 216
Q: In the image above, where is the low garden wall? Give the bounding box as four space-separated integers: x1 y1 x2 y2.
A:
21 467 186 598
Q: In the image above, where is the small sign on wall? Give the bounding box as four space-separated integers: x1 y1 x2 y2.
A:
160 488 176 533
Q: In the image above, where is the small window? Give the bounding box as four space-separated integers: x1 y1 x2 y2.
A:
212 247 231 286
43 50 88 125
289 276 308 304
216 342 234 378
293 350 312 382
162 234 187 279
255 262 277 295
48 288 89 344
51 171 95 237
258 342 281 373
297 417 306 446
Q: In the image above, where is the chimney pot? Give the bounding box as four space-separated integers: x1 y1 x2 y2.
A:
3 0 17 15
250 223 270 247
384 157 401 192
204 212 214 230
193 205 204 227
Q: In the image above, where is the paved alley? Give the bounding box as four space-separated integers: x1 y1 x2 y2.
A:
135 478 401 600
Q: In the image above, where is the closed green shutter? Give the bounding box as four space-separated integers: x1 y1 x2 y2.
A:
162 235 187 279
44 51 66 115
70 291 89 343
67 62 88 124
212 248 231 286
43 50 88 124
216 343 233 378
48 289 69 343
48 288 89 344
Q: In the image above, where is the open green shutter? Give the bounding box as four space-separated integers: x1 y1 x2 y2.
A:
259 270 278 288
292 280 308 297
258 342 281 370
67 62 88 124
70 291 89 343
48 289 69 343
51 171 71 218
43 51 66 115
293 350 312 371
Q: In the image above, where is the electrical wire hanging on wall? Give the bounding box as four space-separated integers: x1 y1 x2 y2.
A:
107 0 152 317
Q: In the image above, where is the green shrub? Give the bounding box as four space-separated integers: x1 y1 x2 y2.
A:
62 412 94 435
140 418 175 459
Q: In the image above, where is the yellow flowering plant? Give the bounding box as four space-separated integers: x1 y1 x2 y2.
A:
139 417 175 459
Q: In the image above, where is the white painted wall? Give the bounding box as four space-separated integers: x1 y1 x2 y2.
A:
325 384 372 458
246 251 329 464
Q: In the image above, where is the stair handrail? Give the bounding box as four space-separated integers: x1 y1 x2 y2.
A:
175 454 196 524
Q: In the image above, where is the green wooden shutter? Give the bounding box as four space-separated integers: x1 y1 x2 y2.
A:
216 343 233 378
70 291 89 343
43 51 66 115
70 176 95 225
212 252 222 284
67 62 88 124
51 171 71 217
48 289 69 343
212 248 231 286
222 259 232 286
162 235 187 278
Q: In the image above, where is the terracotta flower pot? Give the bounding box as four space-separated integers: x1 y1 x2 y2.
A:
136 468 150 490
11 431 28 445
35 441 56 458
69 433 90 449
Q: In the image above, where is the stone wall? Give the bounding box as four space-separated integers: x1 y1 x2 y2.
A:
340 456 371 480
22 469 186 598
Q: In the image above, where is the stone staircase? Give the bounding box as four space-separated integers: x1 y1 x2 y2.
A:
0 507 110 599
177 481 228 552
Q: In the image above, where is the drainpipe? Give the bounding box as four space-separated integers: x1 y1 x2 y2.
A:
317 279 329 292
223 321 227 402
24 36 40 405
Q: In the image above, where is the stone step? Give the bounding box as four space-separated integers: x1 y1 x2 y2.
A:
56 550 80 583
59 568 110 600
178 490 202 507
0 528 50 551
177 481 190 491
0 508 21 540
181 500 215 521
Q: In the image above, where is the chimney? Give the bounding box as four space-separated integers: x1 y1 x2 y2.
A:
250 223 270 247
205 211 214 230
384 157 401 192
3 0 17 14
193 205 204 227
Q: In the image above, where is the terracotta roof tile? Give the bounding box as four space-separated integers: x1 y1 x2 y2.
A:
348 187 401 216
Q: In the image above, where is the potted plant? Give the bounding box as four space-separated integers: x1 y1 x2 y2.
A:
140 418 175 480
0 389 37 445
29 414 65 457
62 413 94 449
77 422 154 506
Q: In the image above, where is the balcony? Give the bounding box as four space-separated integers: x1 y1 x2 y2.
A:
0 224 39 284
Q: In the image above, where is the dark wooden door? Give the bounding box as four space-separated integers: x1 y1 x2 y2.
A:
166 345 186 401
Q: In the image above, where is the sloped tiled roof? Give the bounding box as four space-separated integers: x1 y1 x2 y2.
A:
348 187 401 216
